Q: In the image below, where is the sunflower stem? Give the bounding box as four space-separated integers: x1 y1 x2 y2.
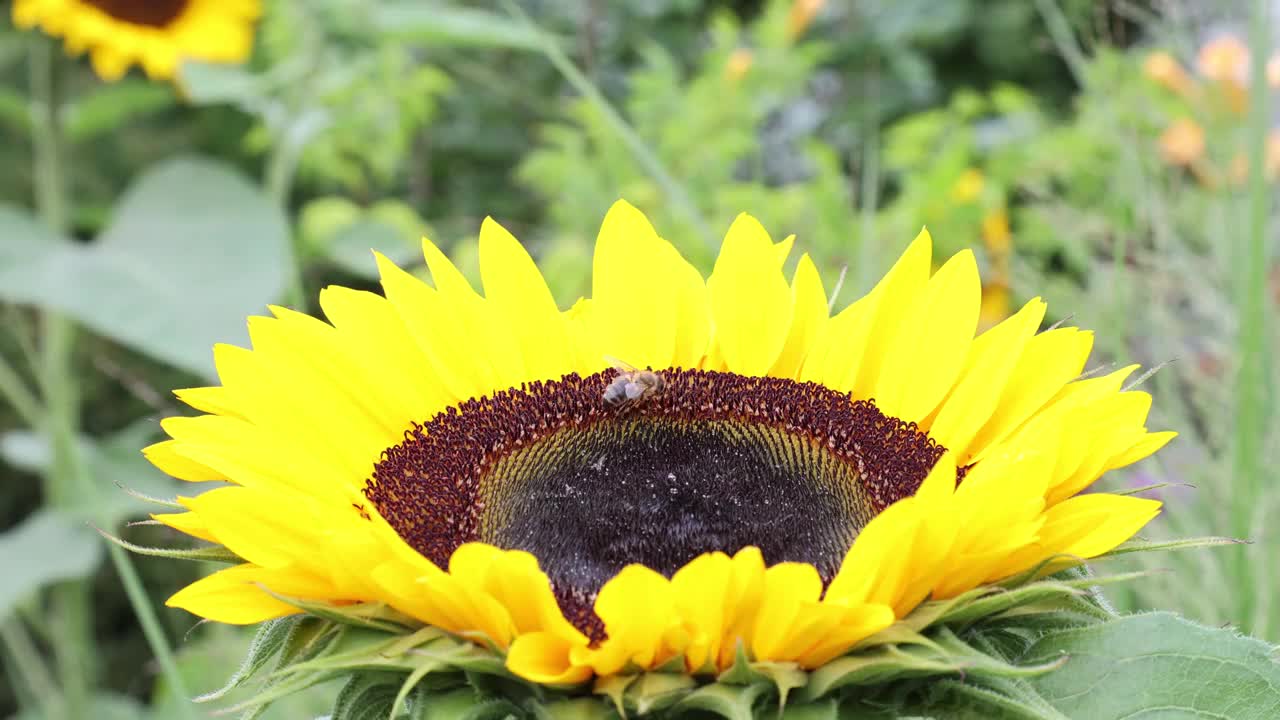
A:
1 619 64 718
27 37 198 719
264 137 307 309
28 37 94 720
0 344 42 429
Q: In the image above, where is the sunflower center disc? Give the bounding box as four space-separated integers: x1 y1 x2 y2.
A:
84 0 188 27
365 369 945 642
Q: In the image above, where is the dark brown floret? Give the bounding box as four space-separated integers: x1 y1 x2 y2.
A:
365 369 946 643
84 0 188 27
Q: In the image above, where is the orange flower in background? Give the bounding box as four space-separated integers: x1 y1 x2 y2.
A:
725 48 753 80
981 208 1012 255
1159 118 1206 167
1144 51 1194 96
1197 34 1249 86
1229 129 1280 184
978 282 1010 332
1197 34 1251 113
979 208 1013 330
787 0 825 40
950 168 985 204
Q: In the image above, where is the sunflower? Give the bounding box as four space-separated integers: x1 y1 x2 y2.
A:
12 0 259 81
143 201 1172 703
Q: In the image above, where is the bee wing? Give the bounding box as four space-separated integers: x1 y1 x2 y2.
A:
603 354 638 373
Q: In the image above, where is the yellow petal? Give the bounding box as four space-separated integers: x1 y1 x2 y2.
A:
967 327 1093 462
707 214 794 375
1107 431 1177 471
587 200 681 370
769 253 828 378
166 564 299 624
872 250 980 423
797 603 895 667
925 298 1046 457
850 228 934 395
152 510 219 544
420 235 525 391
314 288 450 422
1037 493 1162 560
670 552 734 672
173 386 243 418
751 562 823 659
479 217 574 381
507 632 593 685
588 565 678 674
376 251 489 402
143 439 226 482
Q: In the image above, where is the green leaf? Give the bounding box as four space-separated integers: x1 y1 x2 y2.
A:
326 219 421 279
1021 612 1280 718
178 62 263 105
408 686 521 720
778 700 839 720
372 4 544 50
0 510 102 617
64 79 176 142
12 692 149 720
330 672 400 720
0 157 291 379
529 697 619 720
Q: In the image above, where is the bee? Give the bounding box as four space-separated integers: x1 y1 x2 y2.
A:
602 356 665 409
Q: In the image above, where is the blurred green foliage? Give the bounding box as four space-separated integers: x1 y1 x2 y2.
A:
1 0 1277 717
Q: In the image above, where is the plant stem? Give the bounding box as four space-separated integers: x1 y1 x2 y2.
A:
27 37 198 718
265 139 307 309
855 59 881 295
1 620 63 718
28 37 94 719
0 348 42 429
1236 0 1273 632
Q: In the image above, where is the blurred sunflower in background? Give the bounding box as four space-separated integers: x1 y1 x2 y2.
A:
142 201 1172 715
11 0 260 80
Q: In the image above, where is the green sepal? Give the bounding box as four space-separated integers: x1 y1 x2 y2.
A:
199 539 1275 719
331 672 401 720
715 642 755 685
96 527 241 563
671 681 771 720
111 481 185 509
256 587 418 633
625 672 698 714
1101 535 1243 556
194 616 306 703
